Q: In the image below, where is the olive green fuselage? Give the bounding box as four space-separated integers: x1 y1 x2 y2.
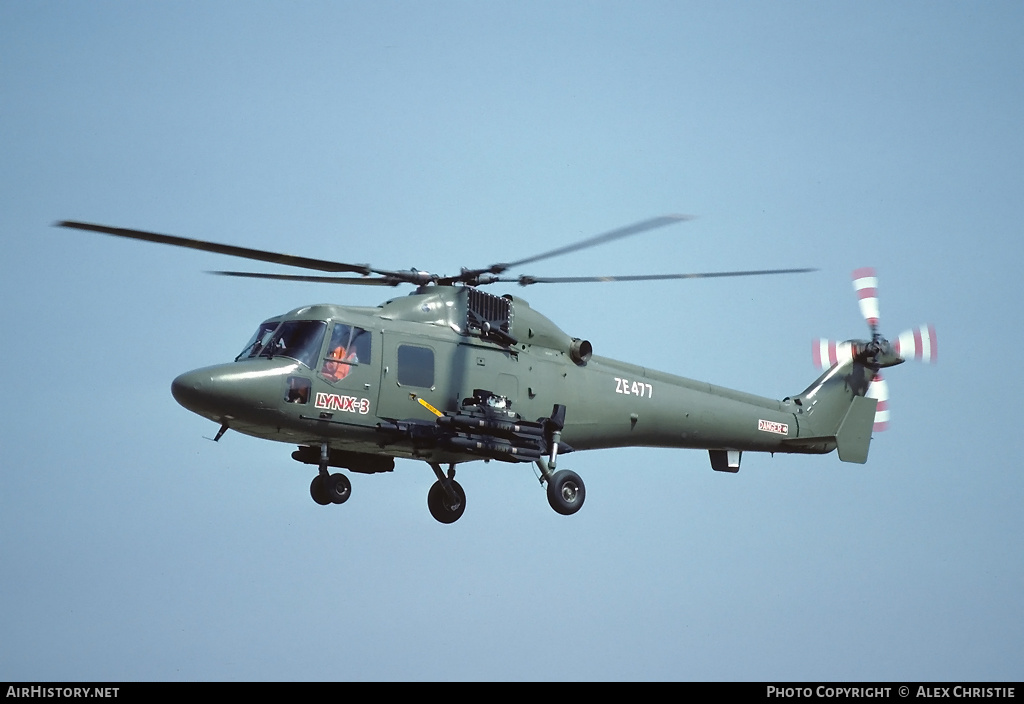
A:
172 287 868 467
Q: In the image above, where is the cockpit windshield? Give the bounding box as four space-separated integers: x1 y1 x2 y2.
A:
236 320 327 369
237 322 279 360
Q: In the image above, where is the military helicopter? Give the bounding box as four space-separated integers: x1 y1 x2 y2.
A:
57 217 935 524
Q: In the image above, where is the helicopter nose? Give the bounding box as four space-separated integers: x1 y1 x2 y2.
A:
171 361 296 421
171 369 216 415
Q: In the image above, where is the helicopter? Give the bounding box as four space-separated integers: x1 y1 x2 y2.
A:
57 217 935 524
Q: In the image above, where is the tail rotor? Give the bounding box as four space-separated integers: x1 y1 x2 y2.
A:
812 268 936 431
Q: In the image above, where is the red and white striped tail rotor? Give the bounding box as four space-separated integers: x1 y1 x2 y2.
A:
895 324 938 364
812 339 855 369
813 267 937 435
866 373 890 432
852 267 881 332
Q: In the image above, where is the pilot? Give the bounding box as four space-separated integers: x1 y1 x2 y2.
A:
323 345 358 382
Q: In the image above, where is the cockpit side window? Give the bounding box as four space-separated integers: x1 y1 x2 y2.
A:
237 322 279 360
260 321 327 369
322 323 372 382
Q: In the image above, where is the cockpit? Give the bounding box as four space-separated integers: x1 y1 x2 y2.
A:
321 322 372 381
235 319 372 379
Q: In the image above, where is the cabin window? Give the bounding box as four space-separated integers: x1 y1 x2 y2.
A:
259 320 326 369
321 324 372 382
397 344 434 388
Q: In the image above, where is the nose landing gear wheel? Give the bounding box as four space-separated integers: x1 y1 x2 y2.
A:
427 479 466 524
310 475 331 506
325 472 352 504
547 469 585 516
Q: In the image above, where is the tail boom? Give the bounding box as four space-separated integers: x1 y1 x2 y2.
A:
559 356 878 465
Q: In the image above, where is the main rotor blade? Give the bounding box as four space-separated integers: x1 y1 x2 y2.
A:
208 271 401 286
500 267 816 286
484 214 694 275
57 220 375 275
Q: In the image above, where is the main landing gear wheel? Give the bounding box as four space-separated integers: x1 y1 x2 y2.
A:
310 475 331 506
325 472 351 504
547 469 585 516
427 479 466 524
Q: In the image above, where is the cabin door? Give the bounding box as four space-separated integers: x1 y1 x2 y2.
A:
376 331 454 422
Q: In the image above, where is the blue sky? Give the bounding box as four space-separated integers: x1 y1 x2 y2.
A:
2 1 1022 681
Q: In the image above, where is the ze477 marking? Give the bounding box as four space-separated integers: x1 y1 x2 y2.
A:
615 377 653 398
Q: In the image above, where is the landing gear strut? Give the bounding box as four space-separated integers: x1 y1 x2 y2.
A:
309 442 352 506
427 463 466 524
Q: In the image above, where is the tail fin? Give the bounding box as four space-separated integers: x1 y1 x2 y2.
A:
787 361 878 463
